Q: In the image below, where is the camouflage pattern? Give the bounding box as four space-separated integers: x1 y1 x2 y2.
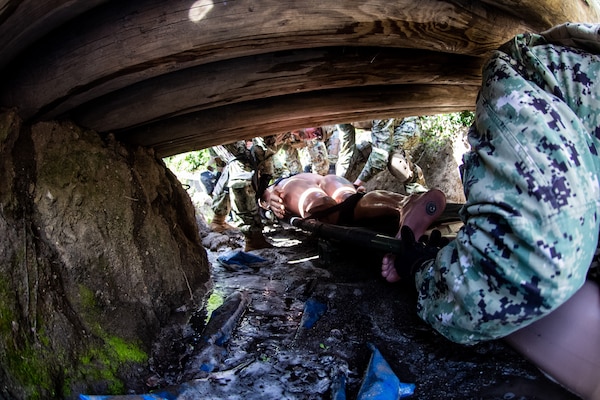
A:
327 129 340 166
357 117 420 183
416 23 600 344
335 123 356 178
276 131 305 177
280 144 303 175
211 185 231 217
305 139 330 175
252 136 275 176
211 137 275 235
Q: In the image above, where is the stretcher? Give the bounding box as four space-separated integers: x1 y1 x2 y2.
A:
289 203 464 254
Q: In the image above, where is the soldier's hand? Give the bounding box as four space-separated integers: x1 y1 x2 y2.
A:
418 229 450 248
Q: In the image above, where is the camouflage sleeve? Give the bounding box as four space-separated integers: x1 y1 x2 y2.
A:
252 136 277 176
416 24 600 344
391 117 420 148
306 139 330 176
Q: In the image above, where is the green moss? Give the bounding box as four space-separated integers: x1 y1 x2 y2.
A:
77 335 147 395
4 337 56 399
1 274 149 397
0 260 58 398
0 277 16 334
107 336 147 363
205 291 225 323
74 284 149 394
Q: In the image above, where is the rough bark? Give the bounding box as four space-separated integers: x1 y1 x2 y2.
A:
1 1 599 155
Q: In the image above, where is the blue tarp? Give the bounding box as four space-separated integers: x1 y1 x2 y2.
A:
216 250 267 269
356 343 415 399
300 298 328 329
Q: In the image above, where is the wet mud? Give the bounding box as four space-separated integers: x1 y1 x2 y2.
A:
148 224 579 400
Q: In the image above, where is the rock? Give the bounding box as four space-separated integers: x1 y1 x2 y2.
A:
0 109 210 398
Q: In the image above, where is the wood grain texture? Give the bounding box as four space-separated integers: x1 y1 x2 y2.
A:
0 0 109 71
121 84 478 157
71 47 484 132
1 0 532 119
0 0 599 153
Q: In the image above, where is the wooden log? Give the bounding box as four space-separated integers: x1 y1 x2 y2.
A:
1 0 535 121
119 84 478 157
0 0 109 71
479 0 600 28
72 47 484 133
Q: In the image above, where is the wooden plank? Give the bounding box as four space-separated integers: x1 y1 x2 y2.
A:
1 0 534 121
0 0 110 71
479 0 600 28
72 47 484 132
118 84 479 157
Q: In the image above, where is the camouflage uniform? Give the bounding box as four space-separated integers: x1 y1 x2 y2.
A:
305 138 330 175
335 123 356 178
326 129 340 171
211 137 275 235
279 133 303 177
357 117 422 187
416 23 600 344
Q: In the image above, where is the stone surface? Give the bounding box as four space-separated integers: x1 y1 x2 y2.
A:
0 110 210 398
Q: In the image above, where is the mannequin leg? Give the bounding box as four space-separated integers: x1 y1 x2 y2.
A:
385 190 446 282
505 281 600 400
353 189 446 237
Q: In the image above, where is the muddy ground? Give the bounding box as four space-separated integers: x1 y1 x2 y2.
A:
143 219 579 400
136 130 581 399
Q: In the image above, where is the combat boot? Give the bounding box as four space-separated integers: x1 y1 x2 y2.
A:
210 214 235 233
244 231 273 251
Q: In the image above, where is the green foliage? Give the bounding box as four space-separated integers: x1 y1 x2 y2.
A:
163 149 213 173
419 111 474 151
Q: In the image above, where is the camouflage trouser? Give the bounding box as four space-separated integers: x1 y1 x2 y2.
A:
305 139 330 175
211 166 263 235
416 23 600 344
357 117 419 182
228 178 263 235
211 189 230 217
335 123 356 178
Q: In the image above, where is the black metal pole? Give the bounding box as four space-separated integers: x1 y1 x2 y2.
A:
289 217 404 254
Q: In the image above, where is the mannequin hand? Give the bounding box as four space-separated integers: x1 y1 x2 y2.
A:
267 189 286 219
353 179 366 193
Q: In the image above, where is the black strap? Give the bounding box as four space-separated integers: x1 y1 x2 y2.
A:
306 192 365 225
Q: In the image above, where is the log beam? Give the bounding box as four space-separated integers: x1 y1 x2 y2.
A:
478 0 600 28
71 47 484 133
0 0 110 71
1 0 534 121
120 84 478 157
1 0 599 155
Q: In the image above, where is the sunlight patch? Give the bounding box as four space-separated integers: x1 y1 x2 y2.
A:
189 0 214 22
